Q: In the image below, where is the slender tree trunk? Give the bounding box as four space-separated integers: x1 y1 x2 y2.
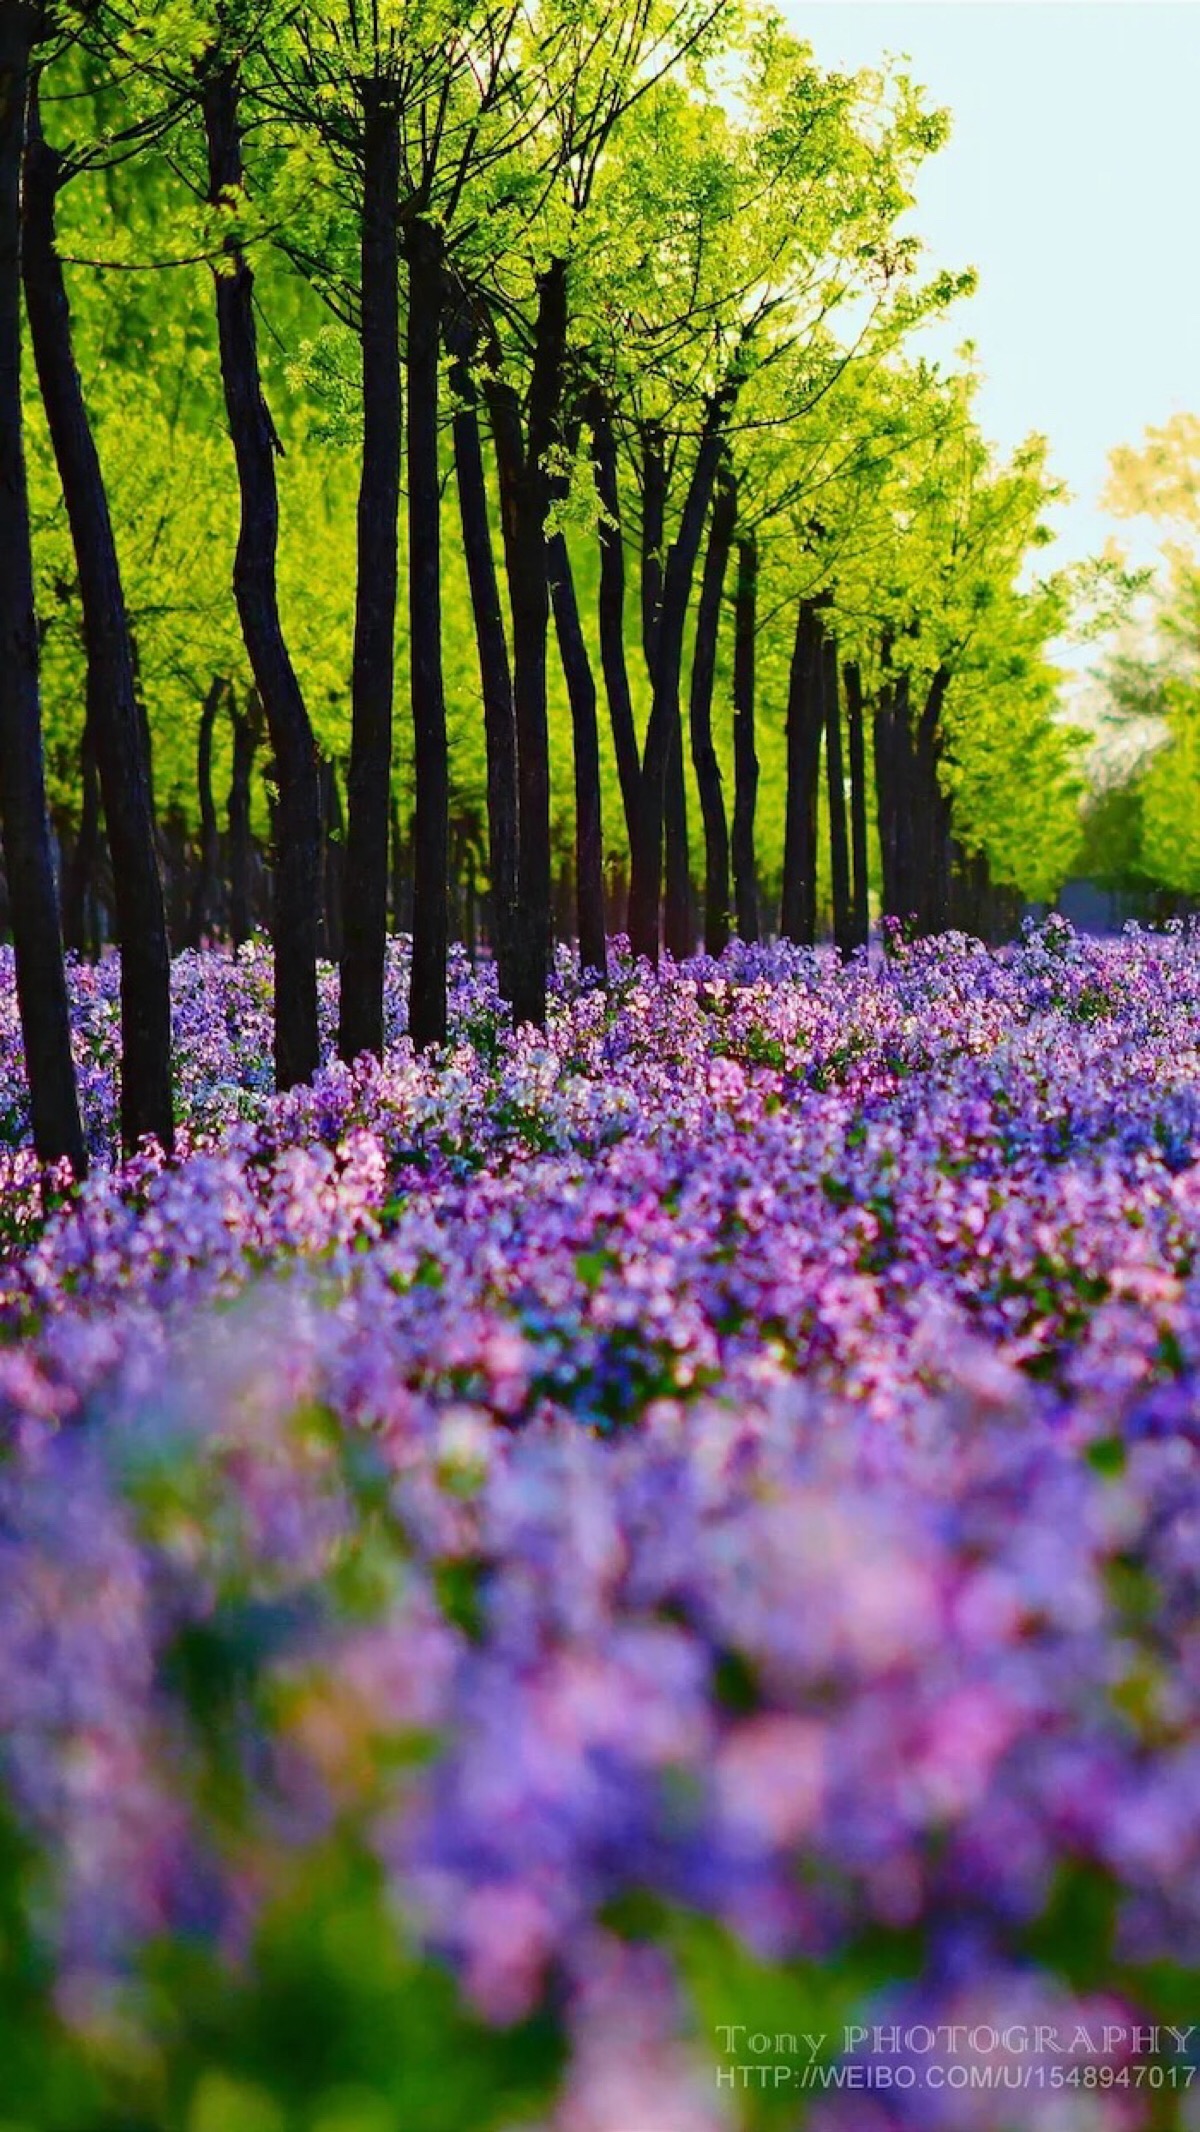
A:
873 677 899 918
689 466 735 957
340 88 400 1061
640 422 692 960
405 214 448 1050
0 14 84 1173
62 718 99 959
227 690 256 953
914 664 951 934
663 713 692 960
447 307 518 1000
186 676 224 949
548 529 606 982
639 419 665 676
465 841 477 964
203 60 321 1091
628 378 740 965
731 527 760 945
843 659 870 951
589 390 639 851
320 754 344 962
780 599 825 945
890 670 915 921
485 262 567 1028
389 796 404 935
823 633 852 959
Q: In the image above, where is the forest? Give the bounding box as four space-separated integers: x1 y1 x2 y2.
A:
8 7 1200 2132
1 0 1091 1165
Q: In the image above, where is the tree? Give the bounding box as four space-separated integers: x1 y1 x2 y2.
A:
200 27 323 1090
0 0 85 1173
22 71 174 1153
584 25 959 964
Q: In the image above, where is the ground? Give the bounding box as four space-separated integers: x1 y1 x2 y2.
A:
2 919 1200 2130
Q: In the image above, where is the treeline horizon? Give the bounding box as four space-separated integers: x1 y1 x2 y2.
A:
0 0 1089 1177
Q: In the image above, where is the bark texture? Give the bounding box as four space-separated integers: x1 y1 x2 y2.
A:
0 13 84 1172
23 103 176 1153
341 89 401 1062
203 60 321 1091
405 213 448 1051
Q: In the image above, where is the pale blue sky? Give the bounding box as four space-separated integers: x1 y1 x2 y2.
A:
784 2 1200 571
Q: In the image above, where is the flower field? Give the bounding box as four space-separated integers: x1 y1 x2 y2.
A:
6 920 1200 2129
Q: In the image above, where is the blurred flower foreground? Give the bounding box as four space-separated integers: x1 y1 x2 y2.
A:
7 922 1200 2130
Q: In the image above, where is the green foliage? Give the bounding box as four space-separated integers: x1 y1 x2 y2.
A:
27 1 1080 909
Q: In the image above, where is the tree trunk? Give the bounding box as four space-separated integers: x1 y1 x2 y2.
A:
663 712 692 960
914 664 951 934
640 420 691 960
843 659 870 951
0 13 84 1173
889 670 916 922
485 261 567 1028
689 466 736 957
548 529 607 983
405 214 448 1051
203 60 321 1091
780 598 825 945
873 675 900 919
731 528 760 945
227 689 257 953
639 418 665 676
447 306 518 1001
62 718 100 960
340 89 400 1061
320 753 344 962
389 796 405 935
186 675 224 950
588 390 639 852
627 378 740 965
823 633 852 959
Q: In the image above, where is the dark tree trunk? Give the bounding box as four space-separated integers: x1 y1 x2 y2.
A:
62 718 100 960
914 664 951 934
340 89 400 1062
464 842 477 964
203 61 321 1091
588 390 639 851
227 690 257 953
447 306 517 1000
639 419 665 676
627 379 739 965
186 676 224 949
730 527 760 946
873 675 900 919
663 713 692 960
689 466 736 957
843 659 870 951
823 634 852 959
548 529 607 983
405 214 448 1051
780 598 825 945
320 753 344 962
389 796 405 935
640 421 691 960
485 261 567 1028
0 13 84 1173
160 805 188 946
895 673 920 922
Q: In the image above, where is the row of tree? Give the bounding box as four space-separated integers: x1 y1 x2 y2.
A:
0 0 1084 1175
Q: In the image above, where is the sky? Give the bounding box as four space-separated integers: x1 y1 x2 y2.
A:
783 2 1200 576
